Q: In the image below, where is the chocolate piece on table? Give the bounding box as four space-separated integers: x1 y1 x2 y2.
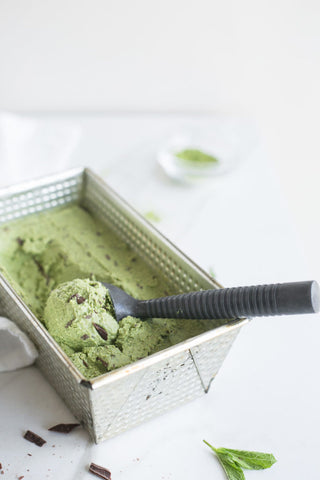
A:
23 430 46 447
48 423 80 433
89 462 111 480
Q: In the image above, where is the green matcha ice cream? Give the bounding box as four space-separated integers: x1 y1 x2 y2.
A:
44 278 119 351
70 345 131 378
0 204 214 379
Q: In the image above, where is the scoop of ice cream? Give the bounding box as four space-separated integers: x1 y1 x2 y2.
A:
116 316 170 361
71 345 131 378
43 278 119 351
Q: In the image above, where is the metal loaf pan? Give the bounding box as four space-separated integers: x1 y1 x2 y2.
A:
0 168 247 443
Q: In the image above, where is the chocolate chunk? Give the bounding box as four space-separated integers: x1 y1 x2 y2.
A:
27 454 32 456
0 464 2 470
83 360 89 368
68 293 86 304
146 395 151 400
65 318 75 328
24 430 46 447
131 257 137 262
89 462 111 479
96 357 109 370
33 259 50 284
81 334 89 340
48 423 80 433
93 323 108 340
16 237 25 246
105 254 110 260
18 476 24 480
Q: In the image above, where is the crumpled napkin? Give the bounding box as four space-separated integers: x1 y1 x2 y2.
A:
0 317 38 372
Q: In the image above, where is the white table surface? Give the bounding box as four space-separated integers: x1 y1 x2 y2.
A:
0 113 319 479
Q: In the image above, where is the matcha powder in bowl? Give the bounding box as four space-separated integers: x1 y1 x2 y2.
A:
157 121 257 183
175 148 219 166
158 142 221 183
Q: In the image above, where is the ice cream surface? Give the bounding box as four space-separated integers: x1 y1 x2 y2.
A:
0 204 213 379
43 278 119 350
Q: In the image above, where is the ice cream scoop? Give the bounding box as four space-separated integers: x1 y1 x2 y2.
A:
102 280 320 322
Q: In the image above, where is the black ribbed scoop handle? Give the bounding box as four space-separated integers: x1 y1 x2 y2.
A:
135 281 320 320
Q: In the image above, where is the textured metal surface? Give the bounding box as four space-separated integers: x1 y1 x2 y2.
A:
0 168 247 443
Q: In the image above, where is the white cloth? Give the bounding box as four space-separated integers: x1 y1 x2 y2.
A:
0 317 38 372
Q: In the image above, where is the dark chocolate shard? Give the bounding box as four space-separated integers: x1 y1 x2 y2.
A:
48 423 80 433
93 323 108 340
33 259 50 285
24 430 46 447
68 293 86 304
96 357 109 370
16 237 25 246
65 318 75 328
89 462 111 480
83 360 89 368
81 334 89 340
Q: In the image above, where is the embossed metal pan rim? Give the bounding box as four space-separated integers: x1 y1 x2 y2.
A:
0 166 85 198
0 166 247 389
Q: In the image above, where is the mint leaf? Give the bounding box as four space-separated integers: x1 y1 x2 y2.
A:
215 452 245 480
203 440 277 479
216 447 277 470
204 441 245 480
